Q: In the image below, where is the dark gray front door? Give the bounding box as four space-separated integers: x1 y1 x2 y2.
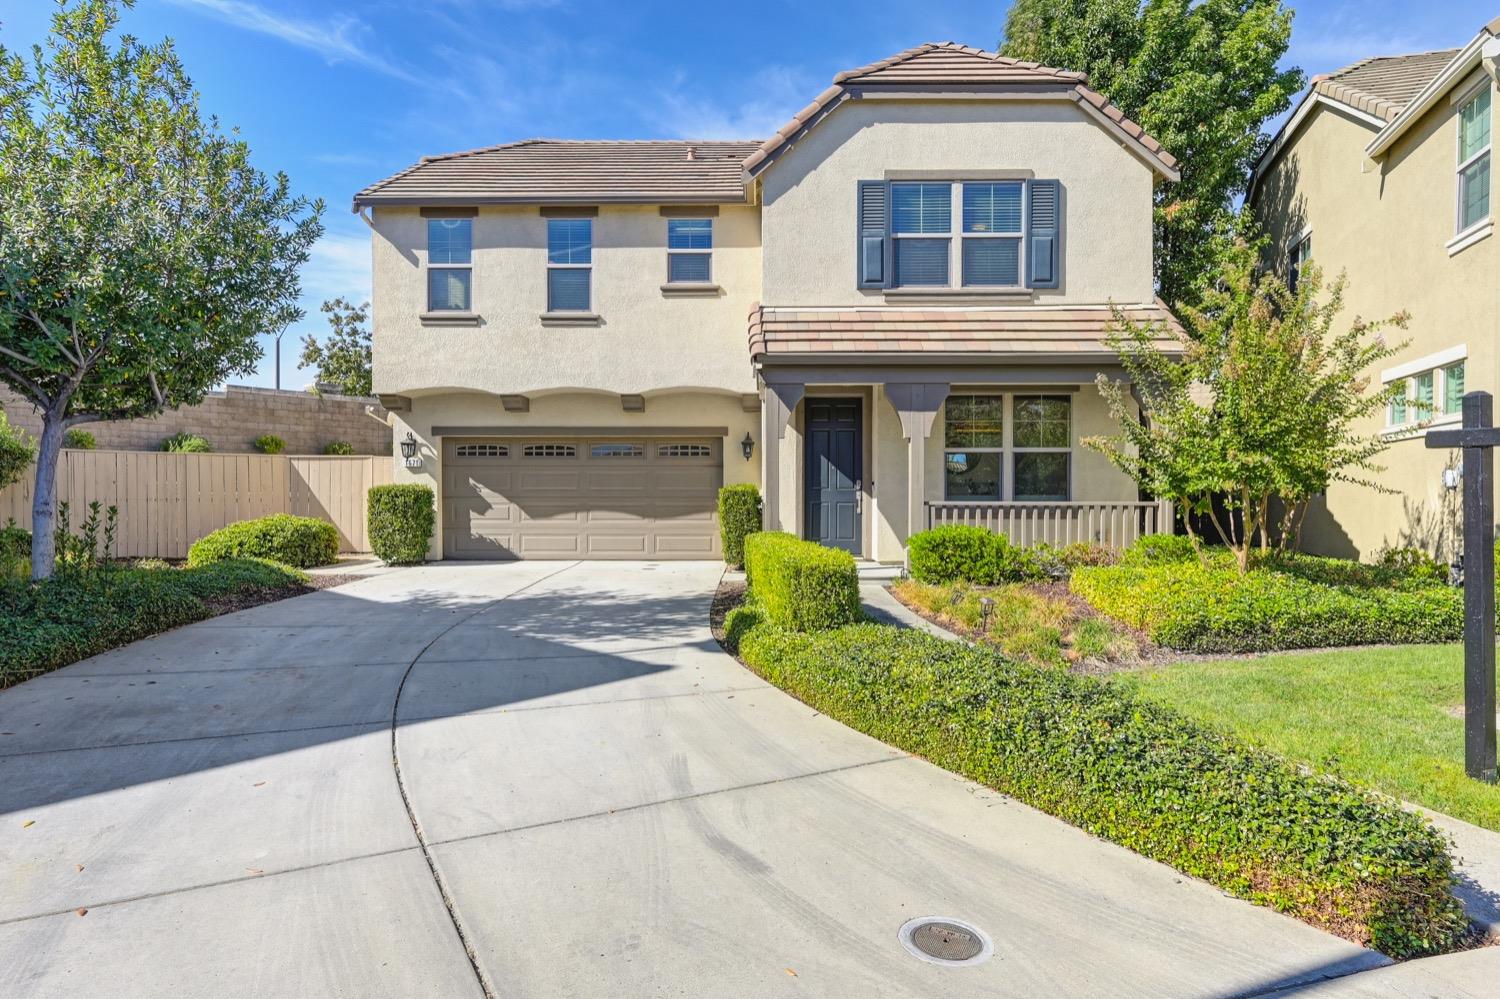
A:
804 398 861 553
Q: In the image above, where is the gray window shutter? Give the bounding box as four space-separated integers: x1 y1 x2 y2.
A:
1027 179 1060 289
857 180 888 288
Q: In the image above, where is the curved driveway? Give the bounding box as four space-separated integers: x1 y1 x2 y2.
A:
0 562 1403 997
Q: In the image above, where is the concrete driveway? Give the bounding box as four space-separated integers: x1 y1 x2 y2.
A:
0 560 1440 997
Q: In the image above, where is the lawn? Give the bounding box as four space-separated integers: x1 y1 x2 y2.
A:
1129 644 1500 832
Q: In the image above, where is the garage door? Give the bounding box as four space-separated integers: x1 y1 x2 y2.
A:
442 436 723 559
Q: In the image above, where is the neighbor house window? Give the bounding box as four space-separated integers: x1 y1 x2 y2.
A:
1012 395 1071 500
960 182 1023 287
891 182 953 286
1385 356 1466 428
1445 360 1466 412
547 218 592 312
943 395 1004 500
666 218 712 284
427 218 472 311
1458 85 1492 232
1287 232 1311 294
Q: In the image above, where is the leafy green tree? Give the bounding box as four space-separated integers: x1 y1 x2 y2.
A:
1086 241 1407 573
0 409 34 488
0 0 322 579
300 298 372 397
1001 0 1303 307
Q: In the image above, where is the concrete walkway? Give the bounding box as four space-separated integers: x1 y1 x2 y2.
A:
0 561 1487 997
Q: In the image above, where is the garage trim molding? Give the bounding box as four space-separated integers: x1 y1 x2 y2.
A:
431 425 730 437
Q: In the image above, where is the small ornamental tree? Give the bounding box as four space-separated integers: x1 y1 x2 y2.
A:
1086 239 1407 573
0 0 324 579
300 298 372 397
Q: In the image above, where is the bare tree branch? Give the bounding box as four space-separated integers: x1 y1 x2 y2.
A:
0 363 48 410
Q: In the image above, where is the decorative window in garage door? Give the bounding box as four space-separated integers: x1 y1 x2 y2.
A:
658 443 712 458
590 442 644 458
522 443 578 458
455 443 508 458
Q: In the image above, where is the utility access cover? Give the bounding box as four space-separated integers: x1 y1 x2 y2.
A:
899 917 993 966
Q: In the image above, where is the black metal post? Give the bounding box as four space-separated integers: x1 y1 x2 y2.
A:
1462 392 1498 782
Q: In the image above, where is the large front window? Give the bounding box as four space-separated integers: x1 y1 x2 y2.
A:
1458 86 1492 233
890 180 1026 289
547 218 592 312
943 394 1071 501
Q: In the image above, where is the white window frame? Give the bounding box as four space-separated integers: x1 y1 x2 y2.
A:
1455 82 1492 237
546 217 593 313
890 181 1027 290
427 218 473 312
1286 228 1311 294
1381 345 1468 433
666 218 713 285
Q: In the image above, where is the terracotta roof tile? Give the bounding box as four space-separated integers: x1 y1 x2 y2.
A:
1312 49 1460 123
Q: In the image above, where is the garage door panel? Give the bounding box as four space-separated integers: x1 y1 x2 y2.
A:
443 436 721 560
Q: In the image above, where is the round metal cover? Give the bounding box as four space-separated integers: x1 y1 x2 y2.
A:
898 916 993 967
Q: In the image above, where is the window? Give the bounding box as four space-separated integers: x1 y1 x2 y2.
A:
943 395 1004 500
890 181 1026 289
522 443 577 458
1013 395 1071 501
1385 357 1466 428
547 218 592 312
1458 86 1492 232
658 443 712 458
891 182 952 286
454 443 507 458
1288 233 1311 294
1445 360 1466 413
961 182 1023 287
427 218 472 311
666 218 712 284
590 442 643 458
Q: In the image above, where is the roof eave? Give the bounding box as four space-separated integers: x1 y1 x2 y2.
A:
1365 32 1497 160
1248 91 1386 202
351 192 751 210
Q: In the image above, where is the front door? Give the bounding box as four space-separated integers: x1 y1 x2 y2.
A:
804 398 862 553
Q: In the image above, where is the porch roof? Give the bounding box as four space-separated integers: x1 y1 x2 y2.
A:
747 302 1185 363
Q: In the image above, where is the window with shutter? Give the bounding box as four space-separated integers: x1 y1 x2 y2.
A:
1026 180 1060 289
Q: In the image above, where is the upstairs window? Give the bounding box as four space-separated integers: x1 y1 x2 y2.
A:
666 218 712 284
887 180 1033 289
1458 85 1492 232
961 182 1023 287
890 182 952 286
1287 232 1311 294
547 218 592 312
427 218 472 311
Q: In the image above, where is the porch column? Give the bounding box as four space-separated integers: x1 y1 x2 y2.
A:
884 382 949 546
761 381 804 533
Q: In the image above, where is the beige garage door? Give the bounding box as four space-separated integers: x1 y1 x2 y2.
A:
442 436 723 559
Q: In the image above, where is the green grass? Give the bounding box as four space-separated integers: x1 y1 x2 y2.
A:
1129 644 1500 831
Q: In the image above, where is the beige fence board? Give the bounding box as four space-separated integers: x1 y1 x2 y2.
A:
0 450 392 559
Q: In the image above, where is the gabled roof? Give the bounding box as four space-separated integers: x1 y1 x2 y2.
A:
1366 17 1500 159
354 139 761 207
741 42 1179 181
1314 50 1461 123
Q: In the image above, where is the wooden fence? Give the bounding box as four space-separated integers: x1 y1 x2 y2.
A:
0 450 394 558
926 499 1175 549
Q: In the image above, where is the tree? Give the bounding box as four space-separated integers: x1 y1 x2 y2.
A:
0 409 34 490
1085 240 1407 573
1001 0 1304 307
0 0 323 579
299 298 372 397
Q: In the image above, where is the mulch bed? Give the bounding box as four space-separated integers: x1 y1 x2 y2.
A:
709 577 746 651
198 572 368 616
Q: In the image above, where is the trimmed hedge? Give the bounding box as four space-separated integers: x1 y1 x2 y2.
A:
253 434 286 455
368 484 434 565
1071 559 1462 653
722 611 1468 957
717 484 762 568
742 532 859 632
187 514 339 569
1119 532 1199 567
0 559 307 686
907 524 1043 585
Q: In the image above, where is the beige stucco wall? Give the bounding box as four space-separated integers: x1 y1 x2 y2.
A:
370 204 760 398
757 98 1158 307
1253 76 1500 559
391 389 758 560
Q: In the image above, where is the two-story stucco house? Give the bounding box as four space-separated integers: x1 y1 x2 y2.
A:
1249 18 1500 561
355 43 1181 563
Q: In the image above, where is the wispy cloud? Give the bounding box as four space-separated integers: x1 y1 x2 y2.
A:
298 227 372 307
654 65 813 140
167 0 420 83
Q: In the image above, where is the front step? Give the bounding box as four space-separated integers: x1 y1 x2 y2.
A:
856 560 905 581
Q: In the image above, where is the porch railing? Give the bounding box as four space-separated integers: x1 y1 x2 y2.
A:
925 499 1175 549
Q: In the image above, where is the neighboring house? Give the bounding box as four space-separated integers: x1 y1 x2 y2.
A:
1249 18 1500 560
356 42 1181 563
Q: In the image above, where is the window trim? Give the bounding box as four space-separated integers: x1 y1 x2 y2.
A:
1286 228 1312 294
546 217 593 313
1382 350 1468 433
426 217 473 312
1455 83 1492 236
665 217 713 286
889 180 1026 291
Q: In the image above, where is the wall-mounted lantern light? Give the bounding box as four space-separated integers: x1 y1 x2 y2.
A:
400 432 420 467
741 432 755 462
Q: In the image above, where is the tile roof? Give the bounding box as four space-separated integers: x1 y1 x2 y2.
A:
354 139 761 207
747 303 1185 360
1312 49 1461 122
742 42 1178 180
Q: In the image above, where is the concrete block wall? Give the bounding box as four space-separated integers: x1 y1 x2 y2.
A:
0 384 391 455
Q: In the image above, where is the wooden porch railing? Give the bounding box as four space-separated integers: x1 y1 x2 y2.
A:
925 499 1175 549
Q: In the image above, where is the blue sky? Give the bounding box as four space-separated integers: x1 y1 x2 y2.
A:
2 0 1495 390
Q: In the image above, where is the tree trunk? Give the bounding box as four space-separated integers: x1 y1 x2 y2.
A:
29 411 66 581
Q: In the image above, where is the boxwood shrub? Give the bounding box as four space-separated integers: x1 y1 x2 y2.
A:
160 431 211 453
722 612 1468 957
742 532 859 632
907 524 1042 584
368 483 435 565
717 484 762 568
187 514 339 569
1119 532 1199 567
253 434 286 455
1071 560 1462 653
0 558 307 686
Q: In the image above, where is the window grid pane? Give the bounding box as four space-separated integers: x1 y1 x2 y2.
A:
428 219 472 265
1415 371 1435 415
1013 396 1070 448
1461 88 1492 162
667 218 712 249
547 268 590 312
962 237 1021 286
1446 361 1466 412
891 183 952 234
962 182 1023 233
427 268 471 311
668 252 711 283
1390 382 1408 425
944 396 1003 448
893 238 950 286
1461 153 1490 230
1013 452 1069 501
547 219 592 264
944 451 1002 501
